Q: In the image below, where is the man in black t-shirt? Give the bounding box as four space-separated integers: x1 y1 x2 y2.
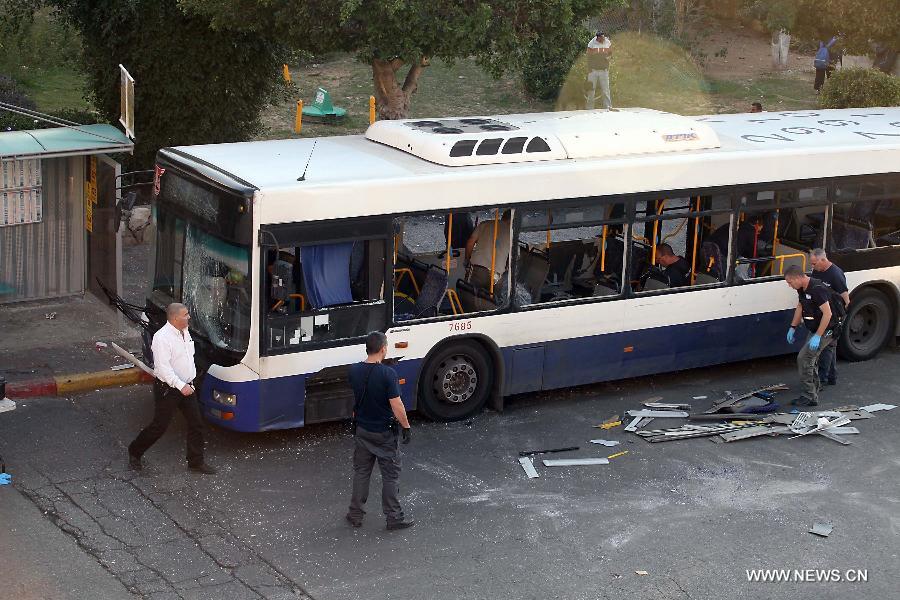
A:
784 265 837 406
346 332 414 531
653 244 692 288
810 249 849 386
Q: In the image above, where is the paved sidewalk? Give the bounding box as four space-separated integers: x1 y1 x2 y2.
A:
0 294 151 399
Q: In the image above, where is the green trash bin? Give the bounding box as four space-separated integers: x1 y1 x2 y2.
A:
301 87 348 124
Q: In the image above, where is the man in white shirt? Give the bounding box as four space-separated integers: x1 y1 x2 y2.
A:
465 210 512 289
586 31 613 110
128 303 216 474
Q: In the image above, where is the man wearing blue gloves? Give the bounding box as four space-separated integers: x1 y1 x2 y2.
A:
784 265 836 406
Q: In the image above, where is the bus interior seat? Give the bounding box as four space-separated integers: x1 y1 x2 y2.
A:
456 279 498 313
642 277 669 291
546 240 586 288
516 245 550 301
412 265 449 318
693 272 719 286
592 282 618 296
700 241 724 281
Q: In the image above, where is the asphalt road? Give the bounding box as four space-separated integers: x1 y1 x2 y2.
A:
2 350 899 600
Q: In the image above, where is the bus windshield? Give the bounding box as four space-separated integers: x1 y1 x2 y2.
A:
153 207 252 354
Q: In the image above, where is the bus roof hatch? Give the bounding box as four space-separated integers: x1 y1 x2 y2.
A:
365 108 721 167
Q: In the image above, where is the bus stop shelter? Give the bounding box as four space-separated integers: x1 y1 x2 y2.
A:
0 124 133 305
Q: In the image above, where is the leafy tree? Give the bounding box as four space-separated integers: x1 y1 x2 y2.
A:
5 0 285 168
179 0 616 119
794 0 899 55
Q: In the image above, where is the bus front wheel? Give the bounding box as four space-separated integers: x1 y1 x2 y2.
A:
838 288 895 362
418 341 492 421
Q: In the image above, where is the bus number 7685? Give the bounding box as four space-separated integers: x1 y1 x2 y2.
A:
449 321 473 332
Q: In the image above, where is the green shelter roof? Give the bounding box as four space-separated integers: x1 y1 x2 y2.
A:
0 124 133 160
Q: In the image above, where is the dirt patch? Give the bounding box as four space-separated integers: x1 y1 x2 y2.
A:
700 25 812 80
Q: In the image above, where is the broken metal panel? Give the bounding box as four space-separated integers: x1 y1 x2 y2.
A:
859 403 897 413
542 458 609 467
589 439 620 447
809 523 834 537
518 457 539 478
625 410 689 418
719 426 777 442
829 426 860 435
816 430 853 445
644 402 691 410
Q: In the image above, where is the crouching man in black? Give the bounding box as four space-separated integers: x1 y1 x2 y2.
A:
346 331 414 531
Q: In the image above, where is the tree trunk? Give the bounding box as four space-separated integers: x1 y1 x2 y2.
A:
771 29 791 69
371 56 428 120
673 0 688 39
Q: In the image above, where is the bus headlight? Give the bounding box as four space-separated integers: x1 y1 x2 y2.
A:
212 390 237 406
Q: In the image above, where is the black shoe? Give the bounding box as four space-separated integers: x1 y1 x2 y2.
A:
386 520 415 531
128 454 143 471
346 515 362 528
791 396 817 406
188 463 217 475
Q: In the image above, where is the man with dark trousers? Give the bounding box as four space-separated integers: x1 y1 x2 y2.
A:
784 265 837 407
346 331 414 531
128 303 216 474
810 248 850 386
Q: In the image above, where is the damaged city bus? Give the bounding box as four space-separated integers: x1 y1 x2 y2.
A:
142 108 900 431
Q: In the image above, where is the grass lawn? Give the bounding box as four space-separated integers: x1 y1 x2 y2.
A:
7 65 92 113
266 32 821 141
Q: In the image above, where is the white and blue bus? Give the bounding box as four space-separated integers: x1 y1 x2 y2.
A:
145 107 900 431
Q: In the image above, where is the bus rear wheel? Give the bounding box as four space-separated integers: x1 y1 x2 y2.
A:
838 288 895 362
418 341 492 421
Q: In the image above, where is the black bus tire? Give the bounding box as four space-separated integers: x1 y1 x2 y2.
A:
838 288 895 362
418 341 492 421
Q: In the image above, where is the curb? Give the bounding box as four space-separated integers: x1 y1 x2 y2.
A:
7 368 153 399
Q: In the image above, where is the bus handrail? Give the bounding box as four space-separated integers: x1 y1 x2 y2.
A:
394 267 421 296
446 289 463 315
735 252 807 274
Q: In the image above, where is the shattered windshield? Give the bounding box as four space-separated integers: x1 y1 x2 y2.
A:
181 225 251 353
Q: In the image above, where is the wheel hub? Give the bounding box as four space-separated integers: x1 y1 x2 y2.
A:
434 356 478 404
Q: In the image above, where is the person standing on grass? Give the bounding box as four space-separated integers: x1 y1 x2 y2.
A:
814 36 838 93
586 31 613 110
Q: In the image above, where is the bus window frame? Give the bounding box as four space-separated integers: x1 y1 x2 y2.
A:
829 173 900 258
514 198 629 310
258 217 393 356
732 183 831 284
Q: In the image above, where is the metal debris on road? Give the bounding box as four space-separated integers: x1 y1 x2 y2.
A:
859 403 896 413
589 439 620 447
809 523 833 538
44 312 57 320
518 446 579 457
606 451 629 459
518 457 539 479
110 363 135 371
644 402 692 410
625 409 690 418
543 458 609 467
635 570 649 576
0 398 16 413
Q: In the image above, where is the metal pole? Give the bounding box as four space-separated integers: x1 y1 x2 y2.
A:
690 196 700 284
489 209 499 296
295 100 303 134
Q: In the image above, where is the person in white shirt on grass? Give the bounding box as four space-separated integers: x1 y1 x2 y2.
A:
128 303 216 474
586 31 613 110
